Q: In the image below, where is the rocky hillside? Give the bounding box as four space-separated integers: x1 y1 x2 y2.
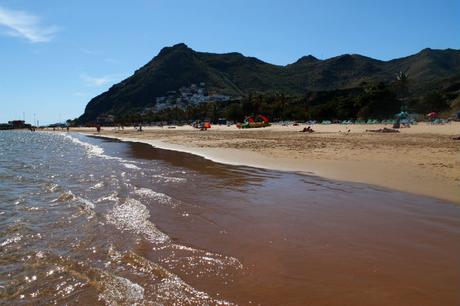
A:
79 43 460 122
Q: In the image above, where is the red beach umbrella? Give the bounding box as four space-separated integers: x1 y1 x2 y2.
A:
427 112 438 119
258 115 269 123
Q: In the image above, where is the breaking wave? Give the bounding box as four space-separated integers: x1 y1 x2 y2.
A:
62 134 105 157
58 134 138 167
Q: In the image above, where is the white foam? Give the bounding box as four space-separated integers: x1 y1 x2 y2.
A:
89 182 104 190
77 197 95 210
106 198 169 244
99 276 144 305
63 134 105 157
96 192 119 203
73 197 96 219
123 163 141 170
45 183 59 192
0 235 22 247
134 188 175 207
151 174 186 183
59 135 148 182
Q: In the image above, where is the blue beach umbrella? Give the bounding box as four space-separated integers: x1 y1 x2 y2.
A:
395 111 409 119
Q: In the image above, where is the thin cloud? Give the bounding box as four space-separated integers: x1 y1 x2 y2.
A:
80 48 101 55
0 6 58 43
81 73 124 87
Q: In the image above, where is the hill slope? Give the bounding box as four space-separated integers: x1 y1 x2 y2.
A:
79 44 460 122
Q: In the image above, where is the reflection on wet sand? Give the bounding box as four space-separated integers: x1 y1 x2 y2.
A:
108 138 460 305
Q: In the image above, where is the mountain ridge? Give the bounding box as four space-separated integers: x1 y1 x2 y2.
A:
79 44 460 122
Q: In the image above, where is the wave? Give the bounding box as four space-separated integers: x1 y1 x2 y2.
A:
62 134 105 157
98 275 145 305
0 234 22 247
89 182 104 190
151 174 187 183
122 163 141 170
51 190 96 219
106 198 169 244
76 197 96 218
52 190 76 202
134 188 176 207
44 183 59 193
58 134 136 164
121 251 234 305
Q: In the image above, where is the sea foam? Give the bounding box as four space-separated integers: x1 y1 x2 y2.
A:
106 198 169 244
134 188 175 207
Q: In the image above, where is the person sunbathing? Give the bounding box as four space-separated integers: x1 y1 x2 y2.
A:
300 126 314 133
366 127 399 133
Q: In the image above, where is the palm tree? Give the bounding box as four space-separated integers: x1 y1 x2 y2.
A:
396 70 409 111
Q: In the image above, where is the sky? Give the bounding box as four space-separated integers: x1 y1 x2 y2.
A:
0 0 459 124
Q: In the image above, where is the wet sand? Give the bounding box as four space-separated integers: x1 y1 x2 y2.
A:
75 122 460 203
121 140 460 305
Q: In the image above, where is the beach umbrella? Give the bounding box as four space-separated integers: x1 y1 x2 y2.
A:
258 115 269 123
395 111 408 119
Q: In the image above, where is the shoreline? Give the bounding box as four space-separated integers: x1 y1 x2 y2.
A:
73 123 460 204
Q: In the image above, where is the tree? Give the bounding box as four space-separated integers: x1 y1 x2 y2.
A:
417 92 449 113
396 70 409 111
355 83 400 119
225 103 244 121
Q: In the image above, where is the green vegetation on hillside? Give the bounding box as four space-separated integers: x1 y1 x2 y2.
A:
106 80 457 125
78 44 460 123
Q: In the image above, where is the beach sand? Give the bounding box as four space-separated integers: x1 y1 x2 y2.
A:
73 122 460 203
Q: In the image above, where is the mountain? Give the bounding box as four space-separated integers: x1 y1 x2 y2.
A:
79 44 460 122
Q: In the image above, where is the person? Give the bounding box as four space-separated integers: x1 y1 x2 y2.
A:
138 124 143 132
96 125 101 133
366 127 399 133
66 126 69 132
300 126 314 133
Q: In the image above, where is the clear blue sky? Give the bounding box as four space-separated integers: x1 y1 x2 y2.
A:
0 0 459 124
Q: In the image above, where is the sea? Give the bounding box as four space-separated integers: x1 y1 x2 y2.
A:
0 130 459 305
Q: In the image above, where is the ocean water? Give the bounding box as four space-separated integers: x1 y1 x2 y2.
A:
0 130 459 305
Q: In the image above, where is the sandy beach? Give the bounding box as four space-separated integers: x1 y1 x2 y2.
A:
74 122 460 203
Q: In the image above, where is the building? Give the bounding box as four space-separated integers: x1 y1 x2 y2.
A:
8 120 31 129
142 82 233 115
0 123 13 130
